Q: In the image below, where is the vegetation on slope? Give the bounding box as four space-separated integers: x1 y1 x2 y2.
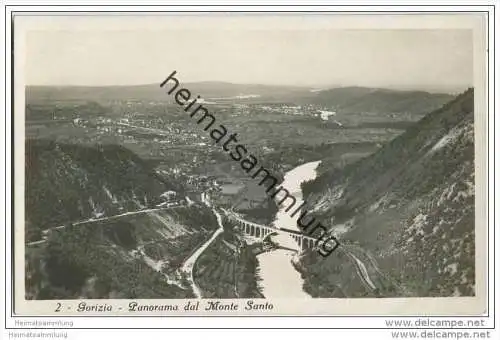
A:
192 216 263 298
25 140 180 242
26 206 219 299
301 89 475 297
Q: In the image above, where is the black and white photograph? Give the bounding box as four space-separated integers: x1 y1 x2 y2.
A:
12 12 489 317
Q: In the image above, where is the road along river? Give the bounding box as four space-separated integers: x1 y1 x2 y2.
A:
256 161 322 298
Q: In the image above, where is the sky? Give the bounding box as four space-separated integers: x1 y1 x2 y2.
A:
24 17 474 92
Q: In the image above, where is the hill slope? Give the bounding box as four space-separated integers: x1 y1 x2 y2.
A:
25 140 221 300
301 87 454 114
300 89 475 297
25 140 181 242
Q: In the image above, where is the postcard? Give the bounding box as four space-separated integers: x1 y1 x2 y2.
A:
13 12 488 316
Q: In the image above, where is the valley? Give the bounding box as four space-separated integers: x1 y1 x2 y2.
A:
24 83 472 299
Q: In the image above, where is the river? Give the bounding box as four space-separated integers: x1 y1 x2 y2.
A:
180 161 321 298
256 160 321 298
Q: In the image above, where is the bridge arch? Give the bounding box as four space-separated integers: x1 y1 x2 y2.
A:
227 214 312 253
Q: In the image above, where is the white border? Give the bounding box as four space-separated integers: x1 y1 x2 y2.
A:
1 2 498 335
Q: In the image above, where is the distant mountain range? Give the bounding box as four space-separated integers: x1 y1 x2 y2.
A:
300 86 454 114
25 82 308 104
300 88 474 297
26 82 454 116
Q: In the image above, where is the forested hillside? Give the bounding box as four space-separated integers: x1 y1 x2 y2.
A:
301 89 475 297
25 140 181 242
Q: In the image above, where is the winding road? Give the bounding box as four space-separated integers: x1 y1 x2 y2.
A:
179 193 224 298
27 185 385 297
345 250 377 291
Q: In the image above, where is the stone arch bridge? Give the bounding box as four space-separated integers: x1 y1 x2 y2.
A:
225 212 318 251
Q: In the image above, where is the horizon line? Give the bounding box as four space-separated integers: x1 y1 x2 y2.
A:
24 81 471 95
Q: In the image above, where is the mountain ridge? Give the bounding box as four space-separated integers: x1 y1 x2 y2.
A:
26 84 453 116
300 88 475 297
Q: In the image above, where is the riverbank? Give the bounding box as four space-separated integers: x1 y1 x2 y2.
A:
255 160 322 299
188 160 323 299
